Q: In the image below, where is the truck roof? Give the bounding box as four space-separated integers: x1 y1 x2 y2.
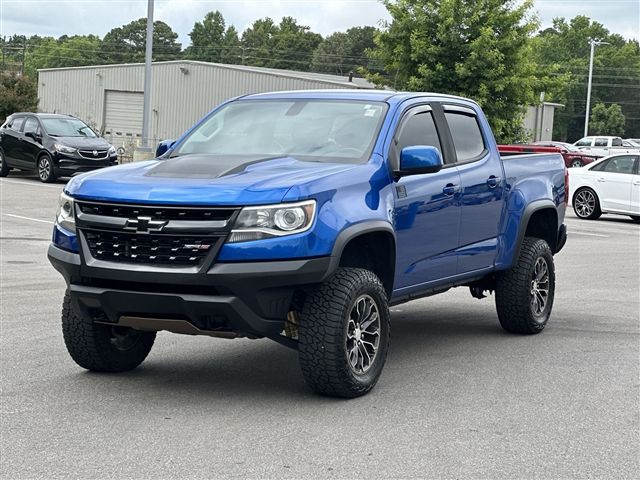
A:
241 89 479 107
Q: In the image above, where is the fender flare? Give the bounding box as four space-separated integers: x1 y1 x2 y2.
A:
512 199 559 261
325 220 396 278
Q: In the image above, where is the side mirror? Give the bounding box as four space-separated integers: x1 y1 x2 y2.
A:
397 146 443 177
155 139 176 157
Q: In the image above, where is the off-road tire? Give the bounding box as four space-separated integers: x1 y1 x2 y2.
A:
61 292 156 372
495 237 555 335
0 149 9 177
298 267 390 398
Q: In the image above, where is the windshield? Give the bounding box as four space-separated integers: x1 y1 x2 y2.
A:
41 117 97 138
173 100 388 163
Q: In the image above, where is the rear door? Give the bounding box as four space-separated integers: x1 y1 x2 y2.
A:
442 104 505 273
392 103 462 290
590 155 636 212
1 116 26 166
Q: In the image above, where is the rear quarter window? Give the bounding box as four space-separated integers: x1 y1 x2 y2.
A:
445 111 486 162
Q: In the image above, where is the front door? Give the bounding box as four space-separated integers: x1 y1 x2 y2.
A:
392 105 461 291
593 155 636 212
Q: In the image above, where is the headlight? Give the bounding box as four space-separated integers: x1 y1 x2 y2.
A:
108 145 116 155
56 192 76 233
228 200 316 243
54 143 76 154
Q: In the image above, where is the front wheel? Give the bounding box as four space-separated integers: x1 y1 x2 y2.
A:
298 267 390 398
573 187 602 220
495 237 555 334
61 293 156 372
38 155 57 183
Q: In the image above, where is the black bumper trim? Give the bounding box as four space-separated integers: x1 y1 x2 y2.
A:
48 244 334 338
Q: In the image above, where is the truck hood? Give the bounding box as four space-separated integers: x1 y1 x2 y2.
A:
65 154 360 205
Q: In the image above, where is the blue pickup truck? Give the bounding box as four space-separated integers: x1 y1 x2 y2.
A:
48 90 567 397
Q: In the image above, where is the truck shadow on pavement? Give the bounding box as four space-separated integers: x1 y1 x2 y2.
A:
71 306 505 403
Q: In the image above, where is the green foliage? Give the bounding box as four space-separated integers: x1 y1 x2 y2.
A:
370 0 541 143
185 11 240 64
531 16 640 140
0 74 38 123
100 18 181 63
589 102 626 136
311 26 378 75
23 35 102 76
242 17 322 71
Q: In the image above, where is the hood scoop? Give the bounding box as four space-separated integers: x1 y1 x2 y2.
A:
145 154 287 179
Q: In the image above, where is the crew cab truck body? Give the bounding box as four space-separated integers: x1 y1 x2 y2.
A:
574 136 640 158
48 91 567 398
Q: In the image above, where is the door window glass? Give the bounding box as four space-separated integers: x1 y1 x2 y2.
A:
9 116 25 132
601 155 636 174
393 110 442 167
23 117 38 135
445 112 486 161
575 138 592 147
594 138 608 147
612 138 623 147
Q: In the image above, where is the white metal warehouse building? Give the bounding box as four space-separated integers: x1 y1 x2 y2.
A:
37 60 374 148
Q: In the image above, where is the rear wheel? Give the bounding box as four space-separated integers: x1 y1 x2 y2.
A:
573 187 602 220
61 293 156 372
298 267 390 398
37 155 56 183
0 150 9 177
495 237 555 335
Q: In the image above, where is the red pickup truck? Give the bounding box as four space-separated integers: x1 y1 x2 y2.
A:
498 143 597 168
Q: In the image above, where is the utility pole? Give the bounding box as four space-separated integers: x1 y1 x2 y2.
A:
21 38 26 77
584 39 608 137
141 0 154 150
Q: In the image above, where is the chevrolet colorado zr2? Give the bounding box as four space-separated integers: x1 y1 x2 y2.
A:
48 90 568 398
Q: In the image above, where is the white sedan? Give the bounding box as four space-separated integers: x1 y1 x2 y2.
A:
569 153 640 222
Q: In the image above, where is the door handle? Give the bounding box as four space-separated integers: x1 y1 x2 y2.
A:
442 183 460 196
487 175 501 188
597 177 606 182
633 180 640 186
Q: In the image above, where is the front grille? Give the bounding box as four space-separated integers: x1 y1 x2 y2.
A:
78 149 109 160
84 230 218 266
76 201 238 268
77 202 235 222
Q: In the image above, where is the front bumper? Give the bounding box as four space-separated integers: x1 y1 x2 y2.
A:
53 152 118 175
48 243 333 338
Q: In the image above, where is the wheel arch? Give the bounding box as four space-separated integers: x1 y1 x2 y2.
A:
513 201 560 261
329 221 396 297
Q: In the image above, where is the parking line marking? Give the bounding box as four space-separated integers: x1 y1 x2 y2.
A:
572 231 609 238
0 179 63 189
3 214 54 225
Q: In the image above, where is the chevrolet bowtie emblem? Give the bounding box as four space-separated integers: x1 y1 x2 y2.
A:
124 216 167 233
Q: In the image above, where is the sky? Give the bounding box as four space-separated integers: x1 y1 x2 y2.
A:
1 0 639 45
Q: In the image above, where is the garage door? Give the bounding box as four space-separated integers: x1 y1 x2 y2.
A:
104 90 144 136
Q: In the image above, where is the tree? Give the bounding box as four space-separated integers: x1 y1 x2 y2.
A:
369 0 541 143
241 17 322 71
186 11 227 63
531 16 640 140
100 19 181 64
0 74 38 124
589 103 626 136
311 26 379 75
24 35 102 76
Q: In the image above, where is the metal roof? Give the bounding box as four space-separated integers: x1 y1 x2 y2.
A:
37 60 376 89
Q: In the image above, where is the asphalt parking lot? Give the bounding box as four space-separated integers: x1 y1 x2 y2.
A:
1 173 638 479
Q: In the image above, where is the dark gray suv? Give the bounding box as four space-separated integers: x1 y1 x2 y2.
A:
0 113 117 182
